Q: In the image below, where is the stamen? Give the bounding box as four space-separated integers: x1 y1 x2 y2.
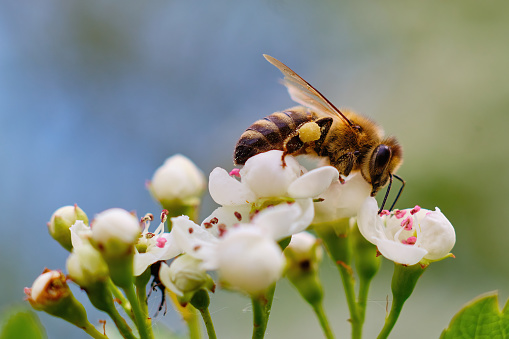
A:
160 209 169 223
402 236 417 245
410 205 421 215
156 238 167 248
141 213 154 222
394 210 406 219
203 222 213 229
401 216 413 231
229 168 241 177
234 211 242 221
210 217 218 224
218 224 227 237
379 210 390 216
188 227 194 234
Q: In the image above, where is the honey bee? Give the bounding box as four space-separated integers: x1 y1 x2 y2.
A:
234 55 405 211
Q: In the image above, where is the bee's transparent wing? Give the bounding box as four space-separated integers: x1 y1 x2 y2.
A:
264 54 353 127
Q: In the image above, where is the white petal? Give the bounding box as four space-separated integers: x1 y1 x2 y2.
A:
288 166 339 198
133 252 159 276
376 238 428 265
70 220 91 249
356 197 386 245
314 173 371 223
201 205 251 237
419 209 456 260
208 167 256 205
253 199 314 240
158 262 184 297
240 150 301 198
171 216 218 257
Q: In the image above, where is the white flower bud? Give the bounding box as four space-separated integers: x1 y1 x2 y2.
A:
149 154 206 207
159 255 214 301
285 232 323 265
214 227 284 296
66 243 109 288
91 208 141 257
48 205 89 251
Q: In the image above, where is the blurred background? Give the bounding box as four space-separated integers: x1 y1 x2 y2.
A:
1 0 508 338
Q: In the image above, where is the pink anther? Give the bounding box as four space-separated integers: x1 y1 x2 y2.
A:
394 210 407 219
229 168 241 177
401 216 413 231
410 205 421 215
402 236 417 245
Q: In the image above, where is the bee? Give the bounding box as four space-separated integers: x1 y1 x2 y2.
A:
234 55 405 211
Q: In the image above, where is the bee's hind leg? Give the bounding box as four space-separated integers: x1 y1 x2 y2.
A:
281 131 304 168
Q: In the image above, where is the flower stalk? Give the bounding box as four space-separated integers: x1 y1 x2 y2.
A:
314 219 361 339
377 263 426 339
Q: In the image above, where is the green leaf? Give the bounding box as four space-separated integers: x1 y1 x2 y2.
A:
441 291 509 339
0 309 47 339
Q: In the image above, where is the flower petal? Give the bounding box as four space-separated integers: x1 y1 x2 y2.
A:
356 197 386 245
288 166 339 198
240 150 301 198
419 208 456 260
376 238 428 265
314 173 371 223
209 168 256 205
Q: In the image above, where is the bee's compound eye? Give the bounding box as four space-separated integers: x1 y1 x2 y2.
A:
374 145 391 169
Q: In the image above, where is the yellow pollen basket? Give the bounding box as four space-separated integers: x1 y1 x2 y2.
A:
298 122 321 143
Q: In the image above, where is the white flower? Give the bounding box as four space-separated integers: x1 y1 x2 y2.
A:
205 150 338 236
149 154 206 206
133 213 181 276
357 197 456 265
91 208 141 257
313 173 371 224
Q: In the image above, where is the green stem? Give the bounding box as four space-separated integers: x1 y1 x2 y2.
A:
135 269 152 331
251 284 276 339
186 306 201 339
377 263 426 339
124 284 154 339
312 303 335 339
315 222 361 339
251 296 266 339
351 222 381 337
85 281 136 339
108 279 134 322
198 307 217 339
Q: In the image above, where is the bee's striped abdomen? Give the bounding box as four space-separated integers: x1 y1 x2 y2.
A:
233 108 312 165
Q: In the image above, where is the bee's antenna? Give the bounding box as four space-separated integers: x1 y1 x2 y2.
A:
378 175 393 214
377 174 406 214
388 174 405 211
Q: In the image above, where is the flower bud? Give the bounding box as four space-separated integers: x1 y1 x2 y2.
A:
25 270 90 329
159 255 215 305
48 205 89 251
149 155 206 212
284 232 323 271
91 208 141 257
215 227 284 296
66 243 109 288
90 208 141 288
284 232 324 305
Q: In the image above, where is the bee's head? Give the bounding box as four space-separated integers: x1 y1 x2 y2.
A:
363 137 403 196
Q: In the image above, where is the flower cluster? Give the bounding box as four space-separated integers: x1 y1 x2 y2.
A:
26 150 457 339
